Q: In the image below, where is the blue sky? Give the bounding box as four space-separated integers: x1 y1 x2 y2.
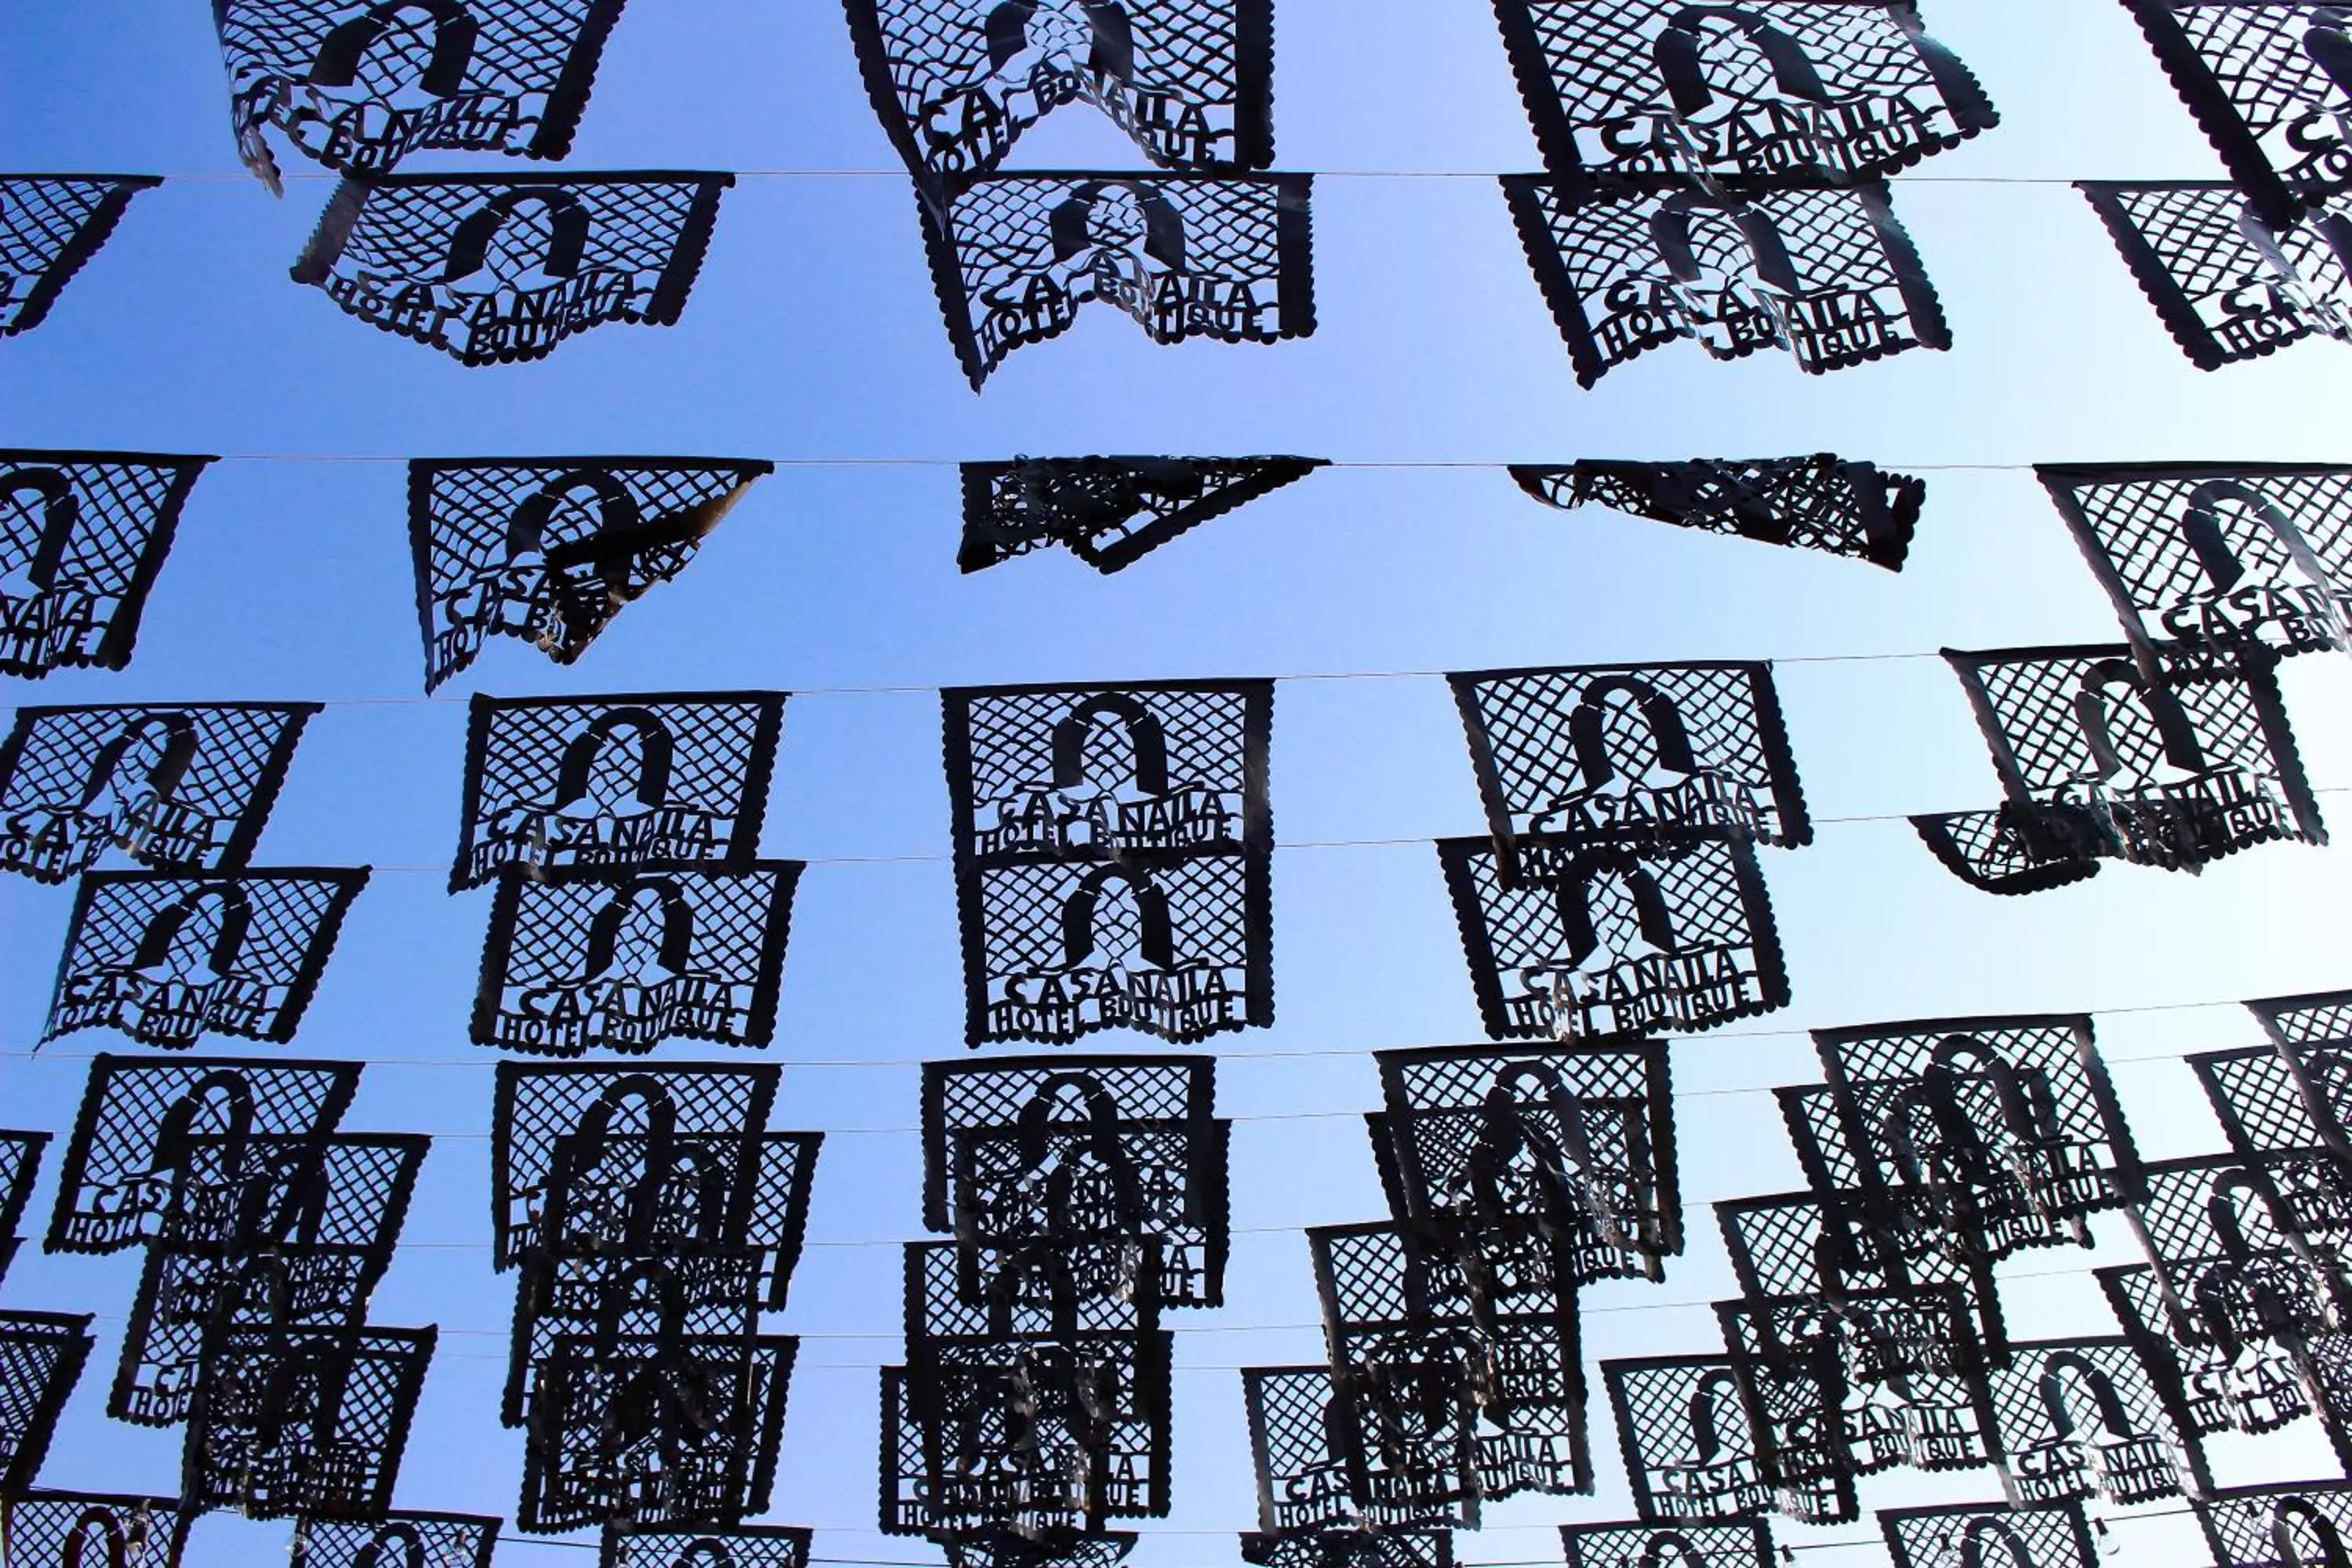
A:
8 2 2352 1565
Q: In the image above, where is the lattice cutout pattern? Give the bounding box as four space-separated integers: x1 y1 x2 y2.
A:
916 173 1315 389
2131 1154 2352 1350
1879 1501 2098 1568
503 1250 764 1426
216 0 627 188
2080 182 2352 368
2037 464 2352 663
2196 1483 2352 1568
2097 1263 2319 1440
0 702 318 883
45 869 370 1048
1715 1187 2004 1354
1949 645 2323 873
1494 0 1994 181
1501 175 1947 388
410 458 772 691
1450 663 1809 860
1243 1363 1465 1534
1910 807 2103 895
0 1494 182 1568
2125 2 2352 225
1512 456 1924 569
1984 1338 2200 1508
292 173 732 366
602 1523 814 1568
845 0 1273 184
488 1063 782 1269
0 450 213 679
1374 1043 1680 1287
473 863 800 1055
923 1055 1229 1308
292 1512 502 1568
1 177 159 336
1814 1015 2138 1260
183 1324 437 1519
958 456 1324 573
454 691 785 888
2258 990 2352 1050
49 1055 363 1255
1439 836 1787 1043
0 1312 94 1494
1603 1356 1786 1523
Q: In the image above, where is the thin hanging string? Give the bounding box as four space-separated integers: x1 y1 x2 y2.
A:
196 453 2041 471
114 168 2130 186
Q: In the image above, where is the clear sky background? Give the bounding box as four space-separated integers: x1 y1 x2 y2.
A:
7 2 2352 1566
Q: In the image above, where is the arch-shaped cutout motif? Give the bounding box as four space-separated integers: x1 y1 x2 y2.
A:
1 467 82 593
2273 1497 2352 1568
355 1522 430 1568
553 709 677 810
504 468 644 568
1557 858 1680 967
129 881 255 979
1651 194 1802 292
308 0 480 96
1466 1060 1645 1253
583 877 698 978
1050 692 1173 796
2071 657 2207 782
1568 677 1704 790
1049 180 1189 272
79 711 199 815
1060 862 1177 969
1957 1517 2040 1568
1655 5 1835 119
442 187 590 284
60 1508 132 1568
2036 1351 2140 1441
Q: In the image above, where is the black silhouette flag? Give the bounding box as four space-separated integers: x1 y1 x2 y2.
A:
2079 182 2352 369
0 450 215 680
452 691 786 889
1492 1 1994 182
1715 1189 2005 1358
2037 463 2352 673
1242 1363 1475 1534
1878 1501 2098 1568
1501 174 1948 387
0 1312 94 1494
214 0 631 191
45 868 370 1049
1603 1355 1800 1523
1371 1042 1681 1288
294 1512 502 1568
0 703 318 883
2126 1152 2352 1354
0 1494 184 1568
2093 1262 2331 1458
942 1534 1138 1568
1 176 160 336
944 680 1273 1046
2123 1 2352 227
2194 1481 2352 1568
0 1130 49 1285
1982 1337 2209 1508
470 862 800 1055
182 1323 437 1519
1923 644 2325 884
292 173 732 365
959 456 1324 574
916 173 1315 389
1561 1521 1773 1568
601 1524 810 1568
408 457 772 691
1438 835 1788 1043
1510 457 1923 570
921 1054 1230 1308
845 0 1275 190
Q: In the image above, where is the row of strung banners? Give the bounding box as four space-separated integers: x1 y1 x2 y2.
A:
11 2 2352 379
16 998 2352 1566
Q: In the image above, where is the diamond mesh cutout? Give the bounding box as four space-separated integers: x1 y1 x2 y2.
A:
1240 1532 1452 1568
408 457 772 692
922 1055 1229 1308
1448 662 1810 865
503 1250 764 1427
183 1323 437 1519
0 1312 95 1494
2125 2 2352 226
292 1512 503 1568
2079 182 2352 368
1561 1521 1773 1568
0 1494 183 1568
488 1062 782 1269
0 449 215 680
914 172 1315 389
1715 1188 2004 1355
2256 989 2352 1051
111 1133 426 1427
602 1523 811 1568
2197 1482 2352 1568
2036 464 2352 668
947 681 1272 1046
1 177 160 336
48 1054 363 1255
473 863 800 1055
2095 1262 2319 1441
1243 1363 1472 1534
844 0 1274 188
1948 643 2327 872
1812 1014 2140 1259
1602 1356 1785 1523
2192 1039 2352 1165
45 868 370 1049
292 172 732 366
1310 1222 1592 1504
518 1330 793 1532
1373 1042 1680 1287
1438 836 1788 1043
1878 1501 2097 1568
1512 456 1923 570
2129 1153 2352 1351
958 456 1324 573
453 691 786 890
1984 1338 2203 1508
1500 174 1947 388
0 1130 49 1271
0 702 319 882
1493 0 1994 182
215 0 630 190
